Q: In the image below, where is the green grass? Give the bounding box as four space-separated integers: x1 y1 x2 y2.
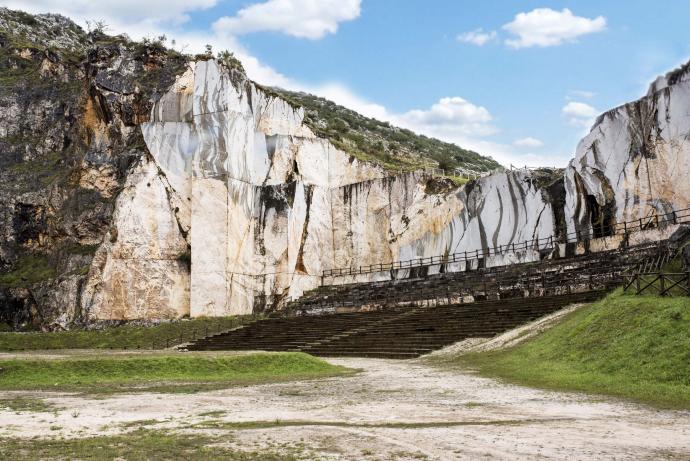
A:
446 175 470 187
0 254 56 288
0 352 351 393
441 290 690 409
0 398 55 413
0 316 253 350
193 418 533 431
0 429 301 460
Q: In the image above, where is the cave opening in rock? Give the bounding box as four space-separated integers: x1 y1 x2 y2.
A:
585 194 616 238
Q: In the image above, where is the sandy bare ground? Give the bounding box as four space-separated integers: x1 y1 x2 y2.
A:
1 354 689 460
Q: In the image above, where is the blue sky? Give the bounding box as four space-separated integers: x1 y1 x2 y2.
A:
9 1 690 166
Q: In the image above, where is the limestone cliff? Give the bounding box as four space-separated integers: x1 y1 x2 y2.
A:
565 63 690 237
111 60 563 316
137 58 686 315
2 8 689 328
0 9 189 328
0 9 503 328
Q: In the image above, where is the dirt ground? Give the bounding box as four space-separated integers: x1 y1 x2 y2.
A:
1 353 689 460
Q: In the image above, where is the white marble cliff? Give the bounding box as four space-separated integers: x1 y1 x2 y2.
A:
83 59 690 320
565 63 690 236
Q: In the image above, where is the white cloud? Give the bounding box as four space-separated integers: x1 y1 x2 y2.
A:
394 97 497 137
213 0 361 40
562 101 598 128
386 98 549 167
2 0 218 28
305 83 389 120
457 28 496 46
503 8 606 49
513 137 544 148
562 101 598 118
570 90 596 99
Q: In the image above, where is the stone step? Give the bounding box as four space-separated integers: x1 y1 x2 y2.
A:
185 289 613 356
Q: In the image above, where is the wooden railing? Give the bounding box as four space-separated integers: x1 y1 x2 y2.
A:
623 272 690 296
300 263 627 313
322 206 690 278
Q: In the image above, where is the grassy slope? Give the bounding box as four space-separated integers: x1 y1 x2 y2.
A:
450 290 690 409
0 316 254 350
0 352 350 393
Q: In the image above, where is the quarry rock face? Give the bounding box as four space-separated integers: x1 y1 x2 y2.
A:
0 9 188 328
135 60 387 316
2 9 689 327
565 63 690 238
118 60 564 316
81 156 190 320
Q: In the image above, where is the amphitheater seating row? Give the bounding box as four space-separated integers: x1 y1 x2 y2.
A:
288 241 669 314
184 291 605 358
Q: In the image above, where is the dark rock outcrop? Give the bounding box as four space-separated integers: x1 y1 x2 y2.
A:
0 8 186 329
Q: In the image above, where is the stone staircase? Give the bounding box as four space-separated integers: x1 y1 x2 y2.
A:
183 238 683 359
183 291 605 358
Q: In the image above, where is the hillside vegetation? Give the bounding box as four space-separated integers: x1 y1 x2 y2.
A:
0 7 499 178
444 290 690 409
270 87 501 173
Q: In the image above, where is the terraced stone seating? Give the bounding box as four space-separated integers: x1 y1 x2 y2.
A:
184 310 403 353
290 242 669 314
184 237 683 358
184 291 605 358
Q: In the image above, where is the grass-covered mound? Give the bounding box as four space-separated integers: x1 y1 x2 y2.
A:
449 290 690 409
0 352 350 393
0 316 252 351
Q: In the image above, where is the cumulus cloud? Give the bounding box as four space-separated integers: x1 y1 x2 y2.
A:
513 137 544 148
457 28 496 46
2 0 218 27
503 8 606 49
394 97 497 137
562 101 598 118
303 83 387 120
213 0 361 40
562 101 599 127
570 90 596 99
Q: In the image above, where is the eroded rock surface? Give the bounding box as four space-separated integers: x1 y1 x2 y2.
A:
565 62 690 237
0 9 188 328
135 61 563 315
2 8 689 326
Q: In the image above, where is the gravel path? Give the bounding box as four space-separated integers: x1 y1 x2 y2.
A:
1 356 689 460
